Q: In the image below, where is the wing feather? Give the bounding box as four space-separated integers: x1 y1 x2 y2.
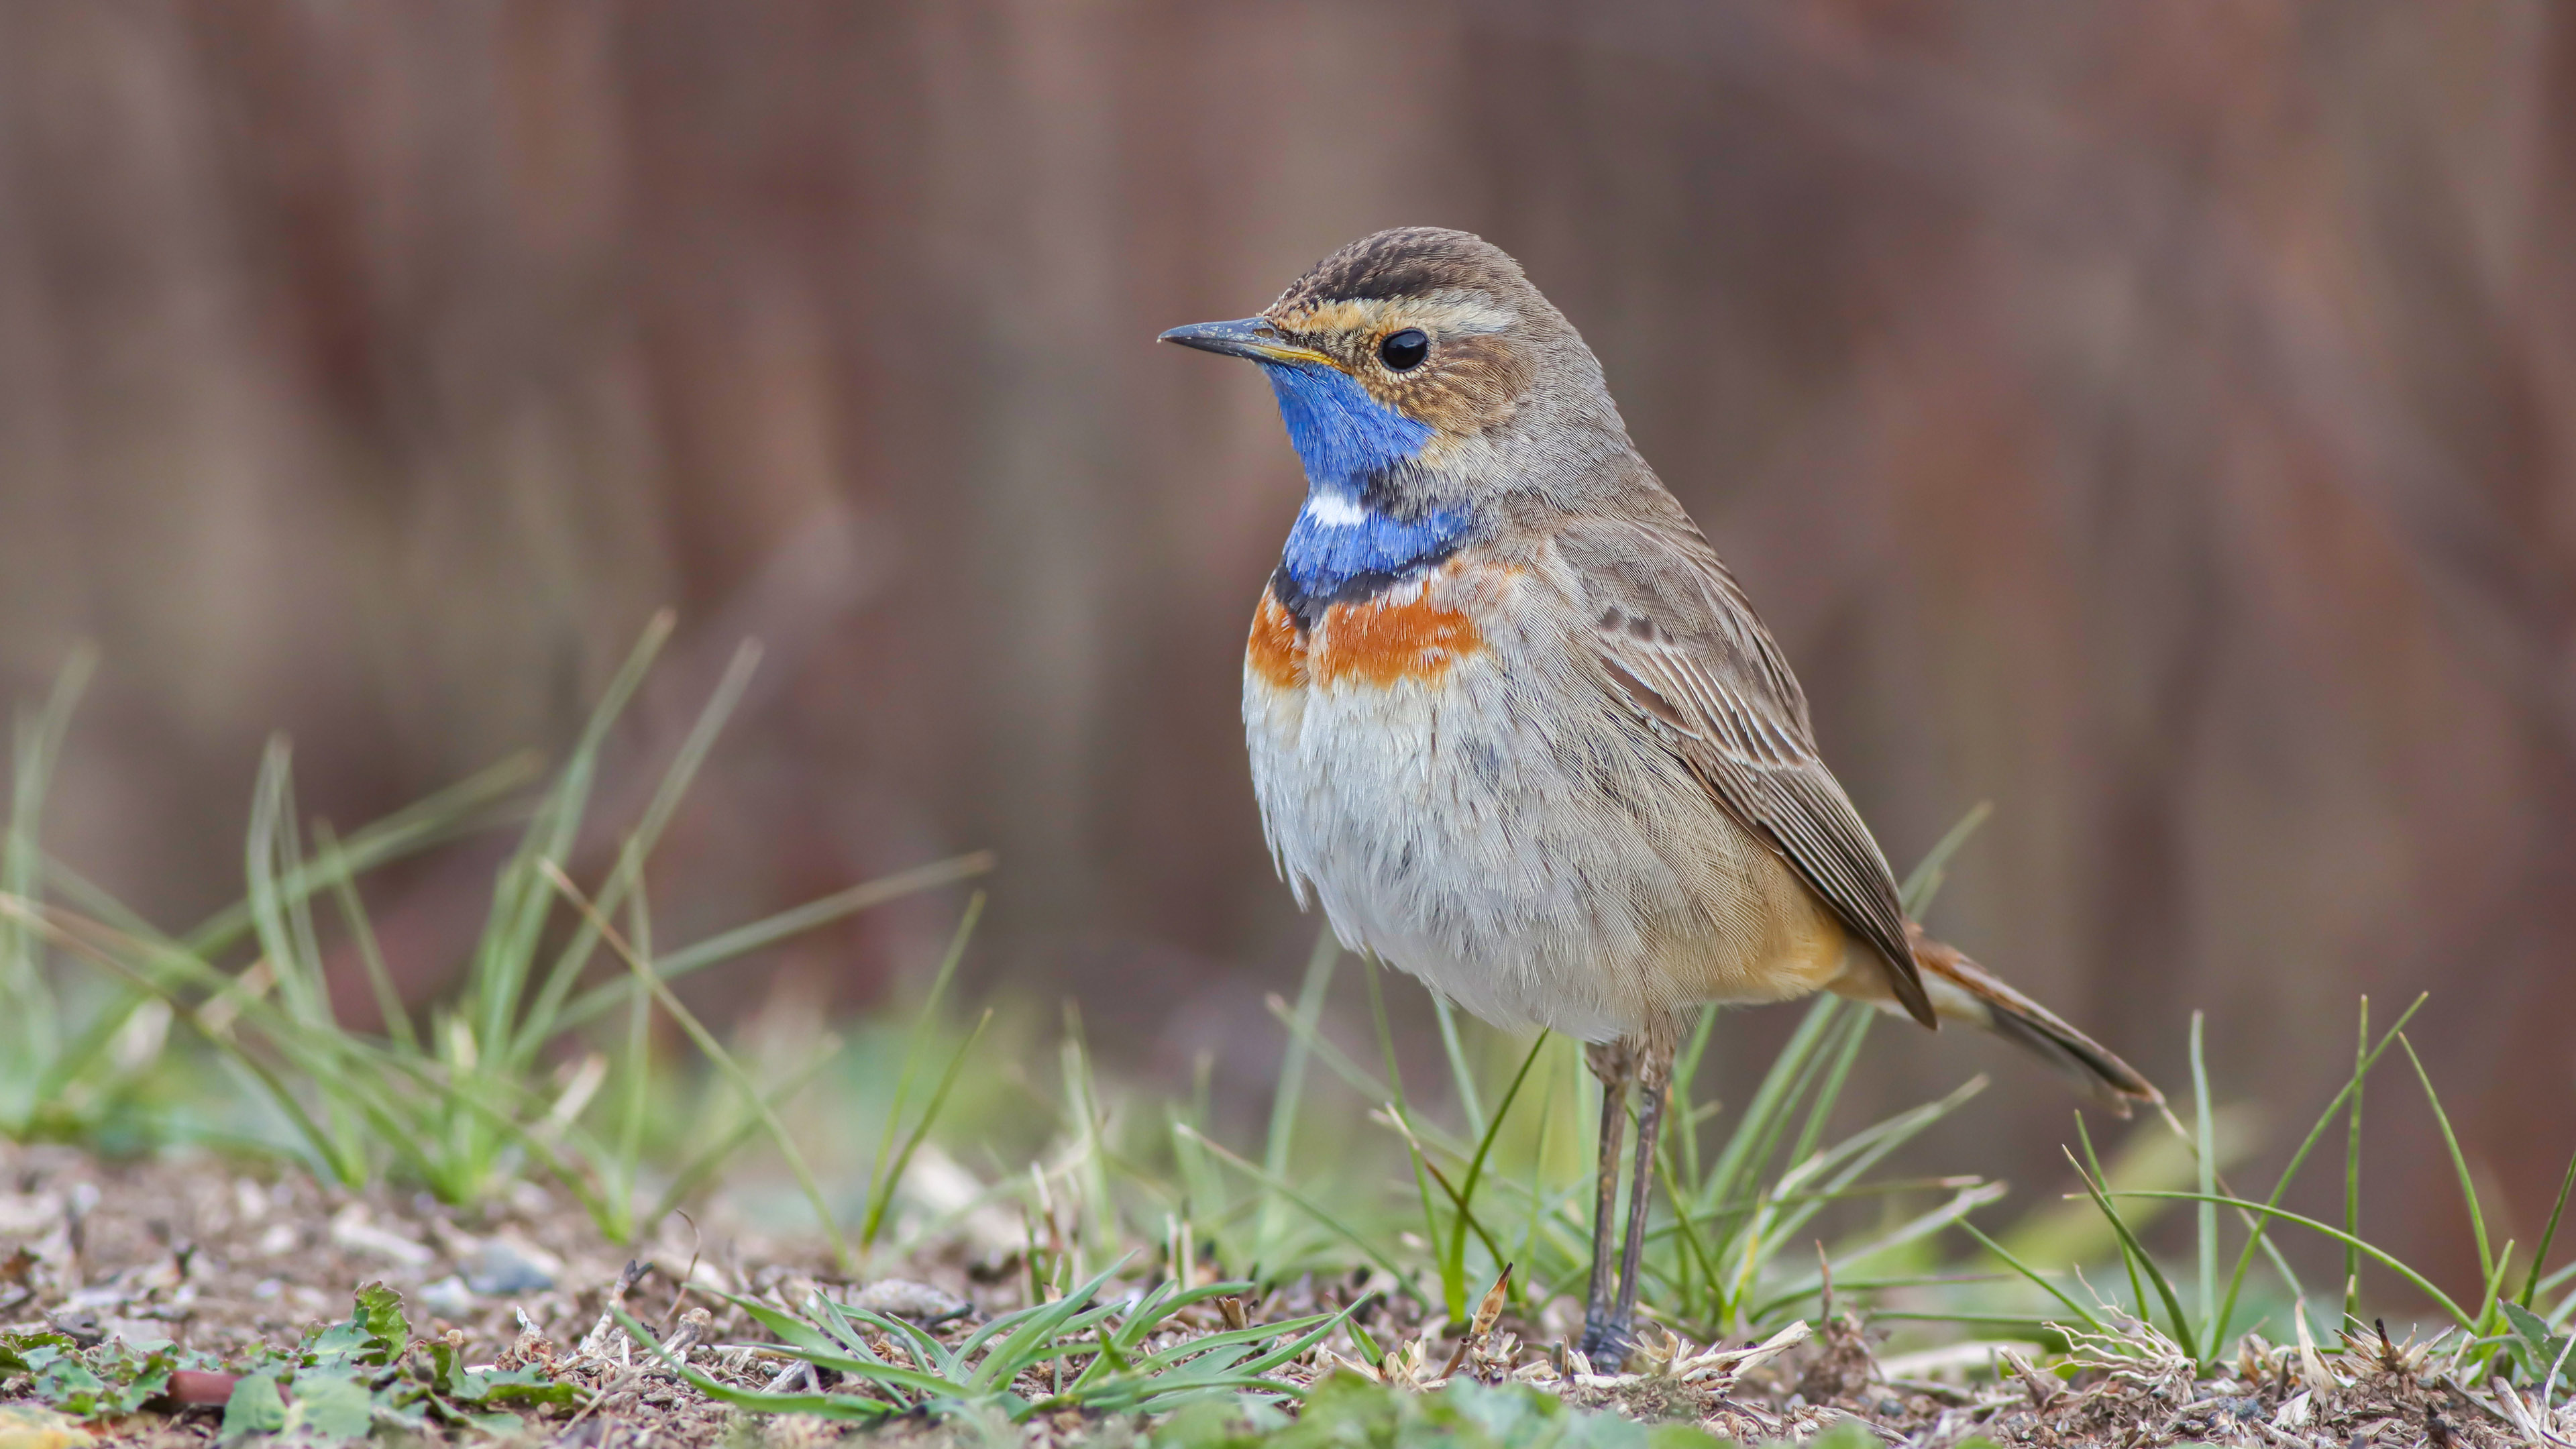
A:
1560 515 1935 1027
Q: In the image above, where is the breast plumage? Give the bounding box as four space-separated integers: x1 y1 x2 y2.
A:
1241 549 1706 1042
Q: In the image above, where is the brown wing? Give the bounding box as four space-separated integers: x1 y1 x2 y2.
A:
1558 515 1936 1028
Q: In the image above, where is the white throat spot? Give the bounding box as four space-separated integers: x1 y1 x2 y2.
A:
1301 492 1368 527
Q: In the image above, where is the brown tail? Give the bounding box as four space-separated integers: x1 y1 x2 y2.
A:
1902 923 2163 1116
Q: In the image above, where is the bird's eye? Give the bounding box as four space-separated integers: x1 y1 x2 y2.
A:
1377 329 1430 372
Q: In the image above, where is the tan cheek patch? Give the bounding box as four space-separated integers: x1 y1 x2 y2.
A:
1397 332 1532 434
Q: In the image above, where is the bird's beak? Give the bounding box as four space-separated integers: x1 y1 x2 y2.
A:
1157 316 1336 368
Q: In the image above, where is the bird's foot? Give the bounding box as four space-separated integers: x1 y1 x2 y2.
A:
1576 1317 1633 1374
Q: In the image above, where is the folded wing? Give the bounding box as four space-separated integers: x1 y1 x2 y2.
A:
1560 515 1937 1028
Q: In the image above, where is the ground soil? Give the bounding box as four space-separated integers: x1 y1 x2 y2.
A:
0 1145 2551 1448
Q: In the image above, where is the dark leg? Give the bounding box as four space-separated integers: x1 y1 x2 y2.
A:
1606 1046 1674 1350
1578 1041 1631 1365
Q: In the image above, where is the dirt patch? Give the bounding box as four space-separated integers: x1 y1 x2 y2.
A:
0 1146 2555 1447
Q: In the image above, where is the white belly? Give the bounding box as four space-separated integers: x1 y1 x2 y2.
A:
1243 569 1815 1042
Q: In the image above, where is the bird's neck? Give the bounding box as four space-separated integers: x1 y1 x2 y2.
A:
1261 364 1473 627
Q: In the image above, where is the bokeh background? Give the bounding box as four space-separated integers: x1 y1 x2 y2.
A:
2 1 2571 1287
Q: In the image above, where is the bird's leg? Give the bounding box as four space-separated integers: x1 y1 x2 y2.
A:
1578 1039 1633 1366
1605 1040 1675 1355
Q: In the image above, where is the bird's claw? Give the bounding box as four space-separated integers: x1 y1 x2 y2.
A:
1577 1319 1633 1373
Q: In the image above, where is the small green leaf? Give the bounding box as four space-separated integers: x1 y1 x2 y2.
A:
302 1322 372 1366
2501 1300 2571 1381
284 1374 376 1443
1797 1427 1887 1449
1345 1318 1382 1368
427 1336 462 1393
16 1343 174 1418
0 1332 75 1375
370 1395 431 1434
221 1373 288 1441
458 1366 582 1407
351 1281 410 1356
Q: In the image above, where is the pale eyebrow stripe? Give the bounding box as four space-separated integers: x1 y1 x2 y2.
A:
1403 293 1516 333
1274 293 1515 338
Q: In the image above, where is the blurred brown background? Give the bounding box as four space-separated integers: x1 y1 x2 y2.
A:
2 1 2571 1287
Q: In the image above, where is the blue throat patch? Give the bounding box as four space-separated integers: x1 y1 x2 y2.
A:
1261 362 1471 626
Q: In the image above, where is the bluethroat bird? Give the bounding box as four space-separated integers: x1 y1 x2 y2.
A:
1162 228 2159 1366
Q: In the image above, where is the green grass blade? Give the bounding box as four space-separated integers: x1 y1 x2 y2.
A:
2471 1240 2516 1362
1670 1006 1718 1190
1718 1007 1897 1313
1173 1123 1409 1287
1360 955 1452 1311
1699 996 1840 1219
553 852 994 1030
865 1007 995 1254
541 861 850 1267
2212 992 2426 1347
1652 1155 1723 1326
1254 931 1336 1271
604 847 655 1238
2071 1119 2198 1359
859 894 985 1250
7 902 354 1177
2192 1012 2216 1350
645 1036 841 1227
2 647 92 1095
474 614 673 1061
240 741 366 1183
1439 1033 1548 1299
2398 1034 2493 1307
2538 1263 2576 1321
242 741 316 1022
1210 1306 1358 1381
973 1261 1126 1393
728 1296 849 1357
951 1298 1047 1369
1521 1061 1567 1311
1740 1077 1988 1264
2114 1190 2475 1330
272 771 333 1038
179 751 542 959
1749 1180 2006 1322
2521 1142 2576 1309
1954 1218 2106 1331
314 822 415 1053
631 1308 902 1416
1124 1307 1346 1377
2076 1112 2147 1322
1432 996 1486 1139
1785 1005 1874 1176
865 1296 973 1379
1265 991 1403 1110
513 638 760 1067
2344 997 2367 1330
1057 1007 1120 1274
1898 800 1991 916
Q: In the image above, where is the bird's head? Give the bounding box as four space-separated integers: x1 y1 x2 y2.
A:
1161 227 1627 517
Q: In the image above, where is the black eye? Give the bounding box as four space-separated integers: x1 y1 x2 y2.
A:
1378 328 1430 372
